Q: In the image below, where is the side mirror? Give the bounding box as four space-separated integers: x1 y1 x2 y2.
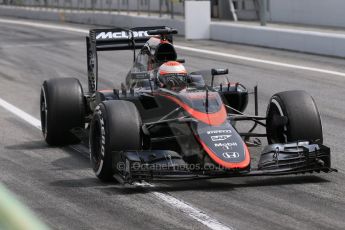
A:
211 68 228 76
131 72 150 80
147 28 178 35
211 68 228 87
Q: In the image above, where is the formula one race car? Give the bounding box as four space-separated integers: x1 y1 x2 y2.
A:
40 26 336 183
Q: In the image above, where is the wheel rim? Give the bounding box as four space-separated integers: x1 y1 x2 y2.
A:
91 119 103 173
267 100 288 143
40 88 48 138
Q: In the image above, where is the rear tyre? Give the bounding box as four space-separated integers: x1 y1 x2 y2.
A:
89 100 142 182
40 78 85 146
266 90 323 144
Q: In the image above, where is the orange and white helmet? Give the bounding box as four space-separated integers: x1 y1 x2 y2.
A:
157 61 187 89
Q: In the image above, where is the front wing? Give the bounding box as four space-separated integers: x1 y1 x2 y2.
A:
112 142 336 184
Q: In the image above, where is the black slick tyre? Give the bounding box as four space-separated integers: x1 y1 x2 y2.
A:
40 78 85 145
89 100 142 182
266 90 323 144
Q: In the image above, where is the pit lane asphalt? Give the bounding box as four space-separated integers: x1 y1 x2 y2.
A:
0 17 345 230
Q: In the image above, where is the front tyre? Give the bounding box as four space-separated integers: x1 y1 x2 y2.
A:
89 100 142 182
40 78 85 146
266 90 323 144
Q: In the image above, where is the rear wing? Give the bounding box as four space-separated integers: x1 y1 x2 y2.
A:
86 26 173 93
88 26 171 51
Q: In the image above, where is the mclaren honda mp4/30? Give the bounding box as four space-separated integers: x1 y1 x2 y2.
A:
40 26 336 183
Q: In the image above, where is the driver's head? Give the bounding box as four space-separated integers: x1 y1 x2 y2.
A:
157 61 187 90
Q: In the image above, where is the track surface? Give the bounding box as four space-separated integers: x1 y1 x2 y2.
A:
0 17 345 230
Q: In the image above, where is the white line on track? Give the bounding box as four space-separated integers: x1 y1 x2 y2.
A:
152 191 232 230
0 18 87 34
0 98 41 129
0 43 52 49
174 45 345 78
134 182 232 230
1 18 345 78
0 97 232 230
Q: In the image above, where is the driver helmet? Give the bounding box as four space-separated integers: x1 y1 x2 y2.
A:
157 61 187 90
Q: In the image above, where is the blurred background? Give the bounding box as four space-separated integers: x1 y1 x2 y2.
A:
1 0 345 28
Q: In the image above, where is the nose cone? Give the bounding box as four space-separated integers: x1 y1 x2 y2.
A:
196 122 251 169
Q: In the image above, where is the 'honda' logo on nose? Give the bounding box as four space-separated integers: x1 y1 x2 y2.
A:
222 152 239 159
